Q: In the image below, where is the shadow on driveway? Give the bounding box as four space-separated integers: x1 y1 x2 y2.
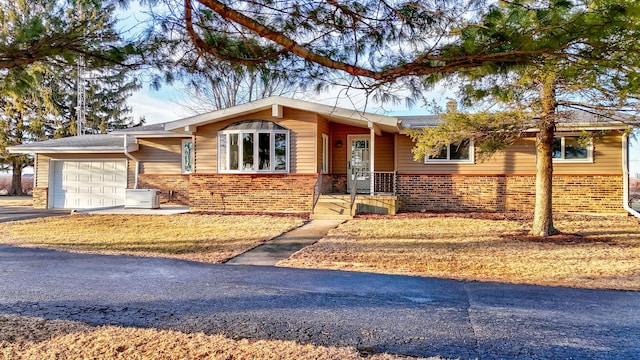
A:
0 206 69 223
0 245 639 359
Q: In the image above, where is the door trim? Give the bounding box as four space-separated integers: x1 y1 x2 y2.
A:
346 135 371 194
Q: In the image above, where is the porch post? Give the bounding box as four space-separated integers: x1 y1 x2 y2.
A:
369 123 375 195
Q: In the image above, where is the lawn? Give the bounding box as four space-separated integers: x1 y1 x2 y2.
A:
278 213 640 291
0 196 32 206
0 214 305 263
0 315 430 360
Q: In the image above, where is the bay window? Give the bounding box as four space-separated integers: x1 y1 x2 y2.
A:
218 120 290 173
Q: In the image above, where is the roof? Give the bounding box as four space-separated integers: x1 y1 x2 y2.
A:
111 123 189 137
8 134 138 154
163 96 401 134
398 115 443 129
398 110 631 131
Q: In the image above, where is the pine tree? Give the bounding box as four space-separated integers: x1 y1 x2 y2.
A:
0 0 142 195
408 0 640 236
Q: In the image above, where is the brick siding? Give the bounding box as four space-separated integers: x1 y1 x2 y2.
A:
397 175 625 215
32 187 48 209
189 174 316 213
138 174 190 205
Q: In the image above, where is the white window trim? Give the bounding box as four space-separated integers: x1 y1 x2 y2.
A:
552 133 593 163
218 129 290 174
321 133 329 174
424 141 475 164
181 139 193 174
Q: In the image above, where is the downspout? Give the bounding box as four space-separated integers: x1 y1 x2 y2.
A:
622 132 640 218
123 134 139 189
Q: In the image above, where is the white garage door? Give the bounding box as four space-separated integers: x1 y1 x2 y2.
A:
52 160 127 209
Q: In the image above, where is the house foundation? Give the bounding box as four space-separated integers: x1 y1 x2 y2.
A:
397 174 625 215
138 174 190 205
32 188 48 209
189 174 316 213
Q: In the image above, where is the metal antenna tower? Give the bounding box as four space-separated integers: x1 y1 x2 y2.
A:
76 56 86 136
76 5 86 136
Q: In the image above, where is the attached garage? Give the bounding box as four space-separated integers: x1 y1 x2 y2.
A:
51 160 127 209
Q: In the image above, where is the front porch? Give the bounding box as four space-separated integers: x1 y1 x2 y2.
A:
311 171 398 220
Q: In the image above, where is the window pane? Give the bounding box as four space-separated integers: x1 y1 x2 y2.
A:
259 133 270 170
564 137 588 159
230 133 239 170
218 134 226 170
552 137 562 159
429 146 448 160
275 133 287 170
450 140 470 160
183 140 193 173
243 133 254 170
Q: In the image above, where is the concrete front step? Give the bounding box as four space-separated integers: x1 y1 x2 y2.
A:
313 202 350 214
310 213 353 220
312 195 354 220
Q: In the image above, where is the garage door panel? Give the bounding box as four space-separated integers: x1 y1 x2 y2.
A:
52 160 127 209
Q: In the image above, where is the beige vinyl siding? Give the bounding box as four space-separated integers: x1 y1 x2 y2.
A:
555 133 622 174
36 153 133 188
135 138 183 174
280 108 317 174
396 133 623 175
35 154 49 188
194 108 318 174
374 132 395 172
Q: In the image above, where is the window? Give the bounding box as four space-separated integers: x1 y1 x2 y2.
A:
182 139 193 174
218 120 289 173
552 135 593 163
321 134 329 173
425 140 474 164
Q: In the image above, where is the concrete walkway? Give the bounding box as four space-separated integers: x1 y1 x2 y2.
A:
225 220 343 266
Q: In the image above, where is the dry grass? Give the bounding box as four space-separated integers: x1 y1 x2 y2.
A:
0 214 304 263
279 213 640 291
0 196 32 207
0 315 432 360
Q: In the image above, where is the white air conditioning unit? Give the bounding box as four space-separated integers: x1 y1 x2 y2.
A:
125 189 161 209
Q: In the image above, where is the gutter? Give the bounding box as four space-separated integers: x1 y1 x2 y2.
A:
622 132 640 218
123 134 139 189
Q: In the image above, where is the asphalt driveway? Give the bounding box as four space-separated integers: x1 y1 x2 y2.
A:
0 245 638 359
0 206 68 223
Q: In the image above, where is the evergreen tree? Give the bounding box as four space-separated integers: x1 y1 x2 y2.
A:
0 0 141 70
0 0 143 195
408 0 640 236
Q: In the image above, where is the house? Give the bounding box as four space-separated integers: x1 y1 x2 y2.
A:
8 96 635 218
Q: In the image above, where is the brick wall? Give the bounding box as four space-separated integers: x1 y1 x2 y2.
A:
397 175 625 215
189 174 316 213
138 174 190 205
32 188 48 209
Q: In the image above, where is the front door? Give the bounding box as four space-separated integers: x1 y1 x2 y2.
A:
347 135 371 194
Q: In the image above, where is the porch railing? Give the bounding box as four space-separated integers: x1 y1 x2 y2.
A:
312 173 323 210
372 171 397 195
349 169 358 214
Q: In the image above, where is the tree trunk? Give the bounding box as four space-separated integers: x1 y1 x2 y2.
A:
531 75 559 236
9 162 25 196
